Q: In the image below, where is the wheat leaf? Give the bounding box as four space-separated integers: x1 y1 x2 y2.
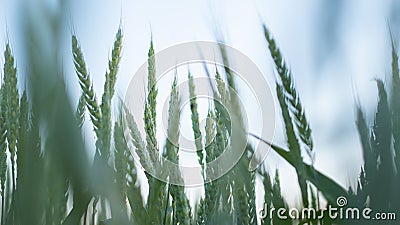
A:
390 37 400 172
369 79 395 208
250 133 348 204
372 80 393 169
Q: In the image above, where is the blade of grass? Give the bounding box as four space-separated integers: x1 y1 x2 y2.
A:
249 133 348 204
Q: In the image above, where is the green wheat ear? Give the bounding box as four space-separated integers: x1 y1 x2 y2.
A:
3 43 19 192
164 75 191 225
188 71 204 169
196 108 216 225
72 34 102 136
144 40 167 225
164 75 180 163
123 104 154 173
100 27 123 159
215 68 229 103
144 39 159 168
147 40 157 124
121 101 148 223
263 25 313 159
264 26 312 207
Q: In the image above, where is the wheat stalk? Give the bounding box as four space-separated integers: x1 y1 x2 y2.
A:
144 40 158 154
143 40 167 225
390 37 400 172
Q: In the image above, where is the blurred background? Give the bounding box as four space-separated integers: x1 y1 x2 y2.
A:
1 0 399 205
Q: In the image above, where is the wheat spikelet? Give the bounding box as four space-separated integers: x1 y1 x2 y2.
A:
147 41 157 126
144 40 158 154
143 41 167 225
76 94 86 128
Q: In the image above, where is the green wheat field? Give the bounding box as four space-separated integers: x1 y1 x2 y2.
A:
0 1 399 225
